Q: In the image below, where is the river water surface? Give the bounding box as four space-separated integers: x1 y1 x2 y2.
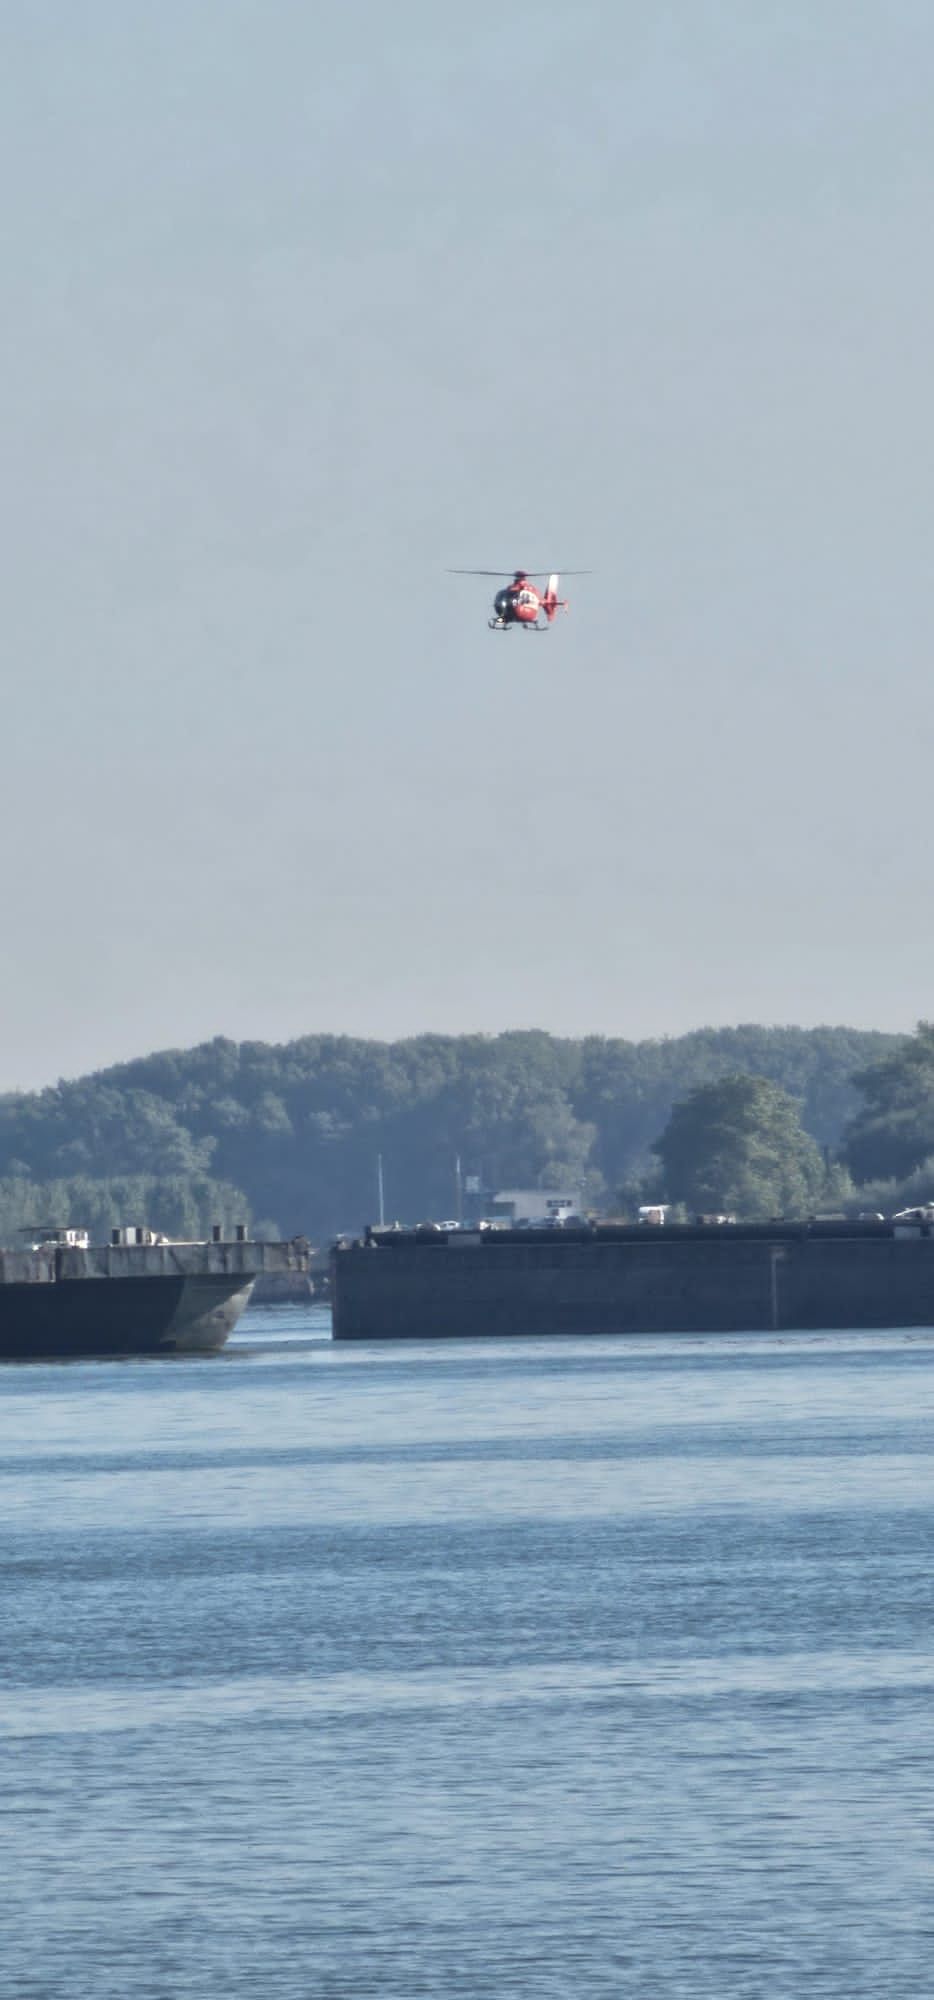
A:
2 1305 933 1997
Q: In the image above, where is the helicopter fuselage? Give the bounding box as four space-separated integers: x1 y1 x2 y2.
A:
490 583 548 630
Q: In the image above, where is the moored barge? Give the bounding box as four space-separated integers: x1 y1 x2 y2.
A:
0 1226 308 1360
331 1214 934 1339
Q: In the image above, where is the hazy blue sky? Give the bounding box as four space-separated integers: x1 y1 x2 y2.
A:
2 1 933 1087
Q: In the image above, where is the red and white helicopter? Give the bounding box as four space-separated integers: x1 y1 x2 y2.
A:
448 567 588 631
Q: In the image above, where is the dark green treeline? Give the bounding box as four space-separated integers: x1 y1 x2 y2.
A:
3 1021 927 1241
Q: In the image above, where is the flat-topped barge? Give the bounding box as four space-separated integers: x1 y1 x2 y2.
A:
331 1213 934 1340
0 1226 308 1360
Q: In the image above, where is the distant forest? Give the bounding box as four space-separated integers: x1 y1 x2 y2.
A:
3 1020 933 1242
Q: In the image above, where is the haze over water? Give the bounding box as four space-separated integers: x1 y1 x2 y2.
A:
2 1301 932 1996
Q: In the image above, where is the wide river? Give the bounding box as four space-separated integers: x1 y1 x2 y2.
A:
2 1305 933 1997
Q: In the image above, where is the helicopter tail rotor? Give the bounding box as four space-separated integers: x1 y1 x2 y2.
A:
541 574 569 622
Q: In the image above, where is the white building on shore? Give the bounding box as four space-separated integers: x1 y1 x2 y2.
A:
491 1189 580 1225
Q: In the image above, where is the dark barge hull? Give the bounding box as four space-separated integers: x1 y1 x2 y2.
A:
0 1239 308 1360
331 1220 934 1340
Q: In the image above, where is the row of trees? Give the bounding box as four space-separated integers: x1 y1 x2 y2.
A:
0 1175 260 1252
0 1022 931 1238
651 1025 934 1219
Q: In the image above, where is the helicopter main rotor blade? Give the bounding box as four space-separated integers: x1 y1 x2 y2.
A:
447 568 594 578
